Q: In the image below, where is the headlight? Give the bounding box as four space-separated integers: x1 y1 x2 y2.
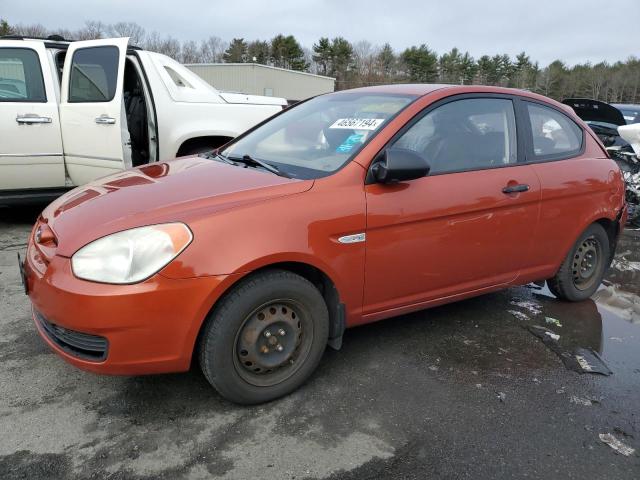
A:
71 223 192 284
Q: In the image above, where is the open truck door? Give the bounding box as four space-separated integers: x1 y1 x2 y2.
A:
0 40 65 193
59 37 129 185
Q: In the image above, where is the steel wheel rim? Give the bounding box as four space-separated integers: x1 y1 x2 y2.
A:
572 235 602 291
233 299 314 387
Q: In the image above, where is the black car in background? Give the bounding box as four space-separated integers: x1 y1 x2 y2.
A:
613 103 640 124
562 99 640 227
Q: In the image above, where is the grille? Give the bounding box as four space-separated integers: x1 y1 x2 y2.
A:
35 311 108 362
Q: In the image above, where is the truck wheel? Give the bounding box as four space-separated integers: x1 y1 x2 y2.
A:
198 269 329 404
547 223 610 302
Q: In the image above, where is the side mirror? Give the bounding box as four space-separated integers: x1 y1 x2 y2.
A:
371 147 430 184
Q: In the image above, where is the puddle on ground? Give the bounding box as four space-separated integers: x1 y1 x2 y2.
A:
592 284 640 325
510 237 640 377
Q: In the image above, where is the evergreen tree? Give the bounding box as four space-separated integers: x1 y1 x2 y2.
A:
0 18 13 36
312 37 332 76
377 43 396 78
400 44 438 83
223 38 248 63
270 34 307 71
247 40 270 64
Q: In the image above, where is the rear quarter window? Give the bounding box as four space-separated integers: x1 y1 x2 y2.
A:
526 102 583 160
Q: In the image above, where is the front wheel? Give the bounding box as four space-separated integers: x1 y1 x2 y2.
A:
547 223 610 301
198 269 329 404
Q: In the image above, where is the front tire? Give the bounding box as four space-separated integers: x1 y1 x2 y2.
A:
198 269 329 404
547 223 610 301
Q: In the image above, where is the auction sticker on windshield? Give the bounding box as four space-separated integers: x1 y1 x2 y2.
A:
329 118 385 130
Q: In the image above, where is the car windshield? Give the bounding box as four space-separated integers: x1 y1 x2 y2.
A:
221 92 416 179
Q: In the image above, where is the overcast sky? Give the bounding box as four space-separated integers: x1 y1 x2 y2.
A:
3 0 637 66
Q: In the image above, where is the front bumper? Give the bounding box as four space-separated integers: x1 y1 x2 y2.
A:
24 244 233 375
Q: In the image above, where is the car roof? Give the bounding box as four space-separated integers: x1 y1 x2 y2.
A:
338 83 541 98
337 83 453 96
334 84 573 110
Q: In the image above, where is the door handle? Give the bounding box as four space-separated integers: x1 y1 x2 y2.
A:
95 115 116 125
502 184 530 194
16 115 52 124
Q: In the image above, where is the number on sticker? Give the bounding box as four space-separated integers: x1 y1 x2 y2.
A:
329 118 385 130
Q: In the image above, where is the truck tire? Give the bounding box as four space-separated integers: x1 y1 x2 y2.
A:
547 223 610 302
198 269 329 404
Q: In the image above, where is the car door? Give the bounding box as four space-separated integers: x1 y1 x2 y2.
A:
363 95 541 317
0 40 64 191
59 37 128 185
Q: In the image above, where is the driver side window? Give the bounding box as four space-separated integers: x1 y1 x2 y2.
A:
393 98 518 174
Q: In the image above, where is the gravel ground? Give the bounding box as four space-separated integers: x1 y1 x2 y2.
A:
1 205 639 479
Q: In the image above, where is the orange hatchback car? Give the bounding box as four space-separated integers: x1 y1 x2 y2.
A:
22 84 627 404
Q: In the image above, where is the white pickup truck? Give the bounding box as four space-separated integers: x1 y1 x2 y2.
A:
0 36 287 204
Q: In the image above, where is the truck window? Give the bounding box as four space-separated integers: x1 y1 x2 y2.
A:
68 46 119 102
164 66 192 88
0 48 46 102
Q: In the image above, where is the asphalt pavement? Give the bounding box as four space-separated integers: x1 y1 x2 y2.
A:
1 205 639 479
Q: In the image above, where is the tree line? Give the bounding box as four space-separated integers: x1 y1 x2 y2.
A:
2 19 639 103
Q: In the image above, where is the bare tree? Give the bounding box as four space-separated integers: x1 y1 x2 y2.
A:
108 22 146 45
199 36 227 63
180 40 200 63
352 40 380 85
144 32 181 60
75 20 106 40
302 47 316 74
11 23 48 38
587 62 609 100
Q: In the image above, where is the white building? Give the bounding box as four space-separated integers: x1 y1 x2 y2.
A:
185 63 335 102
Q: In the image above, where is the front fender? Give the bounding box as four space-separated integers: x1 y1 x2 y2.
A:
160 161 367 322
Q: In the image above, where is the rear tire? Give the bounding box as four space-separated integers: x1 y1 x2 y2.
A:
198 269 329 404
547 223 610 301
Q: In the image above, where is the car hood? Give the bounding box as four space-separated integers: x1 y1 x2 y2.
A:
562 98 626 127
219 92 287 106
42 156 312 257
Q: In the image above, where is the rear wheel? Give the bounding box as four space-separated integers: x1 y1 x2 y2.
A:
198 269 329 404
547 223 610 301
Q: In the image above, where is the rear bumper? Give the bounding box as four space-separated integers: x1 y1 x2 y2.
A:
25 246 233 375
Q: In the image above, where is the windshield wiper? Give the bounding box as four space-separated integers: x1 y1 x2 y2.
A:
199 151 237 165
228 154 290 178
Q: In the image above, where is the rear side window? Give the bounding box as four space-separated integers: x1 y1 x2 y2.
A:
526 102 583 159
0 48 46 102
393 98 517 174
68 46 119 102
